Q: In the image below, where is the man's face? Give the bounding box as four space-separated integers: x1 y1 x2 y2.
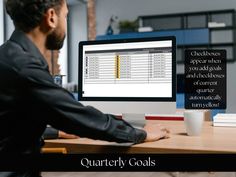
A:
46 1 68 50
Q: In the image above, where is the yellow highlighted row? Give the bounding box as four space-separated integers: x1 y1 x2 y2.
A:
115 55 120 79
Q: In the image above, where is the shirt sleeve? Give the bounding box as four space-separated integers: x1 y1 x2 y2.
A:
19 59 147 144
43 126 59 139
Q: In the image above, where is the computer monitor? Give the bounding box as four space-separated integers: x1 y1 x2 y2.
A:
78 36 176 119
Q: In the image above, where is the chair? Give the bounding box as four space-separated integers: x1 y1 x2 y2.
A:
41 147 67 154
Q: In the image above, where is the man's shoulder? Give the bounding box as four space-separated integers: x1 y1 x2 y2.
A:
0 40 44 71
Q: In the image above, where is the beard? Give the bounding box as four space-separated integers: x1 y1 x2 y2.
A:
46 28 65 50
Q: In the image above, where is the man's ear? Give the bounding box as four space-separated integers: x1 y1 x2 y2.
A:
45 8 58 29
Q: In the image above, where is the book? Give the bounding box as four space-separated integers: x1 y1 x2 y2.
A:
208 22 226 28
213 113 236 121
213 113 236 127
145 114 184 121
213 122 236 127
214 119 236 123
138 27 153 32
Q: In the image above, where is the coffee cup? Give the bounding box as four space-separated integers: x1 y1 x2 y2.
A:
184 110 204 136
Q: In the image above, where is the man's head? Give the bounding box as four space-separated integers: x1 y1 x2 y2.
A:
5 0 68 50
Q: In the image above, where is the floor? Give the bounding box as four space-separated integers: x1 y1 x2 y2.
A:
42 172 236 177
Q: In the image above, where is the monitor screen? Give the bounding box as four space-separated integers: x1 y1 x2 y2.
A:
79 37 176 102
79 37 176 118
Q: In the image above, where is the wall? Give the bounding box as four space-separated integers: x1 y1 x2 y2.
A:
0 0 4 44
96 0 236 35
4 12 14 40
68 3 87 83
94 0 236 112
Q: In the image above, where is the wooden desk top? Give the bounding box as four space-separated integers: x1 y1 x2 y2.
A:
44 121 236 154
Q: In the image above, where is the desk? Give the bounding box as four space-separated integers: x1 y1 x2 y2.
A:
44 121 236 154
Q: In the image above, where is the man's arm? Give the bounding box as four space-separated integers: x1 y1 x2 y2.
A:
19 63 147 144
43 126 78 139
43 126 59 139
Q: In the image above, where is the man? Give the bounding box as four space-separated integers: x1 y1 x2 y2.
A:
0 0 169 175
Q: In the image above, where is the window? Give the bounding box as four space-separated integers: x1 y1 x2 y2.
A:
0 0 4 44
58 35 68 84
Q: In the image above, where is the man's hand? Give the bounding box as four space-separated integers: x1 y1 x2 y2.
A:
58 131 79 139
143 123 170 142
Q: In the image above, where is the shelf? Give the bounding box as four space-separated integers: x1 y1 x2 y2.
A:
138 9 236 62
209 26 235 30
97 28 209 46
209 42 235 46
178 42 235 48
97 9 235 63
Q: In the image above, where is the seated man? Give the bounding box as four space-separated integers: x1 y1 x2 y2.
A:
0 1 169 176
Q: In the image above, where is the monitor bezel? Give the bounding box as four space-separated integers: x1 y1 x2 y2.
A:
78 36 176 102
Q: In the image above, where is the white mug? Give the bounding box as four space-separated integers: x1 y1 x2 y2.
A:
184 110 204 136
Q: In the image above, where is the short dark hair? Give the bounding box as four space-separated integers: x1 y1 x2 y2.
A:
5 0 64 32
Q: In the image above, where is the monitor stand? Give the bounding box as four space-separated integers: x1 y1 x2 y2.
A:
122 113 146 129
